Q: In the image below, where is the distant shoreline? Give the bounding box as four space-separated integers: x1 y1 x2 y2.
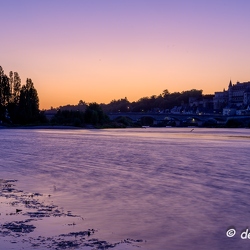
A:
1 125 250 130
0 125 94 130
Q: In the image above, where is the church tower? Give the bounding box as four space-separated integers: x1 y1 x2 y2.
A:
228 79 233 105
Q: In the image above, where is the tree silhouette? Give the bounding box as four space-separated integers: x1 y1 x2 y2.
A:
13 72 21 104
7 71 22 123
0 66 11 121
85 102 109 125
18 78 40 124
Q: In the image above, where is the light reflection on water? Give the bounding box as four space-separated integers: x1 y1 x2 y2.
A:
1 127 250 249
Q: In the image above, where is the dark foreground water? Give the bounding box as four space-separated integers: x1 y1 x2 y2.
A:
1 128 250 250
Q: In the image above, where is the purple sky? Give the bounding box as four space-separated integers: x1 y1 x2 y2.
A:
1 0 250 109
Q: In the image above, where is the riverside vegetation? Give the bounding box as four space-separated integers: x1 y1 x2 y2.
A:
0 65 110 128
0 66 43 125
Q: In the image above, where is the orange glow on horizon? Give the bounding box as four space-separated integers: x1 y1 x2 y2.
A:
1 1 249 109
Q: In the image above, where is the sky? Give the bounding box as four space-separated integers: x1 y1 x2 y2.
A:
1 0 250 109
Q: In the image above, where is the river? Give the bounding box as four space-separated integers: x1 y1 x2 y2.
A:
0 128 250 249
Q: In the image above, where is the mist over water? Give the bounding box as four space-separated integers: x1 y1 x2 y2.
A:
1 128 250 249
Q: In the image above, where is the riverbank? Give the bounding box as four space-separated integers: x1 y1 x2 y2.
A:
0 125 94 129
0 179 144 249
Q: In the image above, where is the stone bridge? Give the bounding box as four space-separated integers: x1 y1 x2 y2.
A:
107 112 229 126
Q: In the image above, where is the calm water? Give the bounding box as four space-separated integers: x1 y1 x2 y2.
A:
1 127 250 249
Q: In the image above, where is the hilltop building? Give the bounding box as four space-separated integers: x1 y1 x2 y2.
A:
213 80 250 110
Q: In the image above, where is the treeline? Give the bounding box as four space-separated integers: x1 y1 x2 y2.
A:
101 89 206 113
0 66 45 124
49 89 212 127
50 89 208 128
51 103 110 127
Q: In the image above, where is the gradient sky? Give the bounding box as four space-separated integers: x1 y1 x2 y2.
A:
1 0 250 109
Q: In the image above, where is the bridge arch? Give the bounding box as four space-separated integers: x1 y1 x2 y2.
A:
139 116 157 126
164 116 182 126
186 116 204 126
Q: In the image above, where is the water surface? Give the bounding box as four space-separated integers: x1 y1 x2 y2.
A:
1 128 250 249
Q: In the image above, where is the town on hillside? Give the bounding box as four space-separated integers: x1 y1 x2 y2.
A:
44 80 250 128
1 63 250 128
48 80 250 117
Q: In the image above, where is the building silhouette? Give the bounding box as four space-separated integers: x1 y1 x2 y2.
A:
213 80 250 110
